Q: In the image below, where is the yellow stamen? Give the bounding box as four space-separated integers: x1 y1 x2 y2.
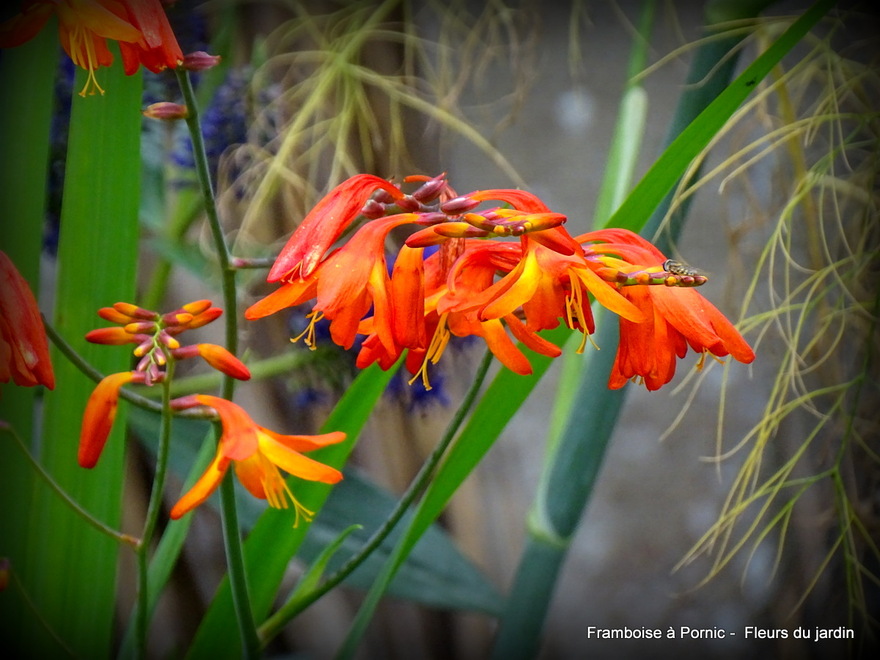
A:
257 457 315 528
68 26 106 96
695 350 725 371
565 274 592 354
408 313 451 390
291 311 324 349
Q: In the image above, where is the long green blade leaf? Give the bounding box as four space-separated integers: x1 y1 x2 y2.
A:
0 26 59 655
12 58 142 657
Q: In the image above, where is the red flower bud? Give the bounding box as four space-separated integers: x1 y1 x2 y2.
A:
142 102 188 120
182 51 222 71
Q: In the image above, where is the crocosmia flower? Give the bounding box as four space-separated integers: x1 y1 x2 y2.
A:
247 173 755 391
79 299 250 467
169 394 345 523
0 250 55 390
575 228 756 390
0 0 183 96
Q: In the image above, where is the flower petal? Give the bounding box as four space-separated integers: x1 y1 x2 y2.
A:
267 175 404 282
258 434 343 484
78 371 139 468
169 452 230 519
194 395 259 460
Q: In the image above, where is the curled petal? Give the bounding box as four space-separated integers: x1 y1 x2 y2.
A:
260 429 347 453
258 433 343 484
267 174 404 282
479 318 533 375
79 371 143 468
193 395 259 460
169 453 230 519
244 276 318 321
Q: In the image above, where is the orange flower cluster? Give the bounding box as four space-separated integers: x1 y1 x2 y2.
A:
79 300 343 518
246 174 755 390
78 299 250 468
0 250 54 390
0 0 184 96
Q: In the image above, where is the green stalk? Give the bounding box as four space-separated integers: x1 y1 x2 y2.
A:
18 53 143 658
259 349 495 646
491 1 794 657
174 67 260 659
134 360 175 659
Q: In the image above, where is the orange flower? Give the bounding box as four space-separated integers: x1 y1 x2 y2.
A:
79 371 145 467
247 214 421 354
267 174 405 282
247 173 755 391
169 395 345 522
0 0 183 96
0 250 55 390
576 229 755 390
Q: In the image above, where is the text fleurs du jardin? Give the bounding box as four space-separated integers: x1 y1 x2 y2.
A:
586 626 855 642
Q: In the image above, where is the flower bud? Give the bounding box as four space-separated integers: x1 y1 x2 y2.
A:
361 198 387 219
440 196 480 215
182 306 223 330
180 300 213 316
411 174 447 202
395 195 421 212
182 51 222 71
86 327 140 345
125 320 159 335
372 189 398 205
113 302 158 321
196 344 252 380
97 306 133 324
162 311 194 326
143 102 188 120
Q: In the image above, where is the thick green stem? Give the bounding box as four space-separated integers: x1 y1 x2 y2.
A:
261 349 495 647
174 68 258 658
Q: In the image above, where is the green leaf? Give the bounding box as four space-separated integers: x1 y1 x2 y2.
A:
7 55 143 657
301 470 502 614
0 26 58 649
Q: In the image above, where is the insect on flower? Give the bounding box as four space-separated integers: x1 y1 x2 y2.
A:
662 258 705 277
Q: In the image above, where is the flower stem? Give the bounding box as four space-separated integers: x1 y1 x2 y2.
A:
133 361 175 659
1 423 137 548
174 67 259 659
258 348 495 645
